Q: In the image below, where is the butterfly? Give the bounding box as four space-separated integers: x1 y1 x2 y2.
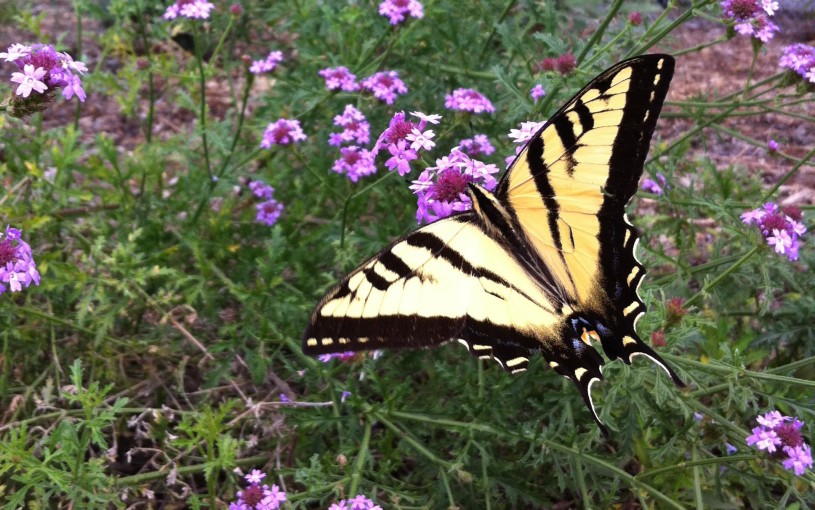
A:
303 54 684 436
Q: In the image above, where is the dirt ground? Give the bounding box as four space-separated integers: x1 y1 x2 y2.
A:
3 5 814 204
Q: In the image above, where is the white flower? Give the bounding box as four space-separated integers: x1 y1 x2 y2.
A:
10 64 48 97
409 111 442 124
406 128 435 151
0 43 31 62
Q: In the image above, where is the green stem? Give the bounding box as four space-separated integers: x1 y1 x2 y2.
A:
348 419 373 496
576 0 623 65
115 454 271 486
761 145 815 202
478 0 518 60
637 455 755 479
339 171 397 248
662 353 815 389
193 24 213 180
683 246 761 308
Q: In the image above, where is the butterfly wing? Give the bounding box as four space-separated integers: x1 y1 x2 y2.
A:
495 54 682 384
304 213 565 374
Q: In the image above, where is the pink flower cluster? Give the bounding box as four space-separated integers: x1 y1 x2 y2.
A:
373 111 440 176
318 66 359 92
444 88 495 114
329 105 376 182
410 148 500 224
779 43 815 84
720 0 779 42
163 0 215 20
260 118 307 148
360 70 408 104
229 470 286 510
250 51 284 75
741 202 806 261
328 494 382 510
505 120 545 166
0 226 40 295
746 411 812 476
459 134 495 157
378 0 424 25
248 180 284 227
0 43 86 102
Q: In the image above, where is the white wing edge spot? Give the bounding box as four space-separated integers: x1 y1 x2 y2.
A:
574 367 588 380
321 338 334 346
622 335 637 346
306 338 317 347
506 357 528 368
587 377 601 423
623 302 640 316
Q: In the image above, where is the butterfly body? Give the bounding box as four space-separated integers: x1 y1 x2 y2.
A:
304 55 683 435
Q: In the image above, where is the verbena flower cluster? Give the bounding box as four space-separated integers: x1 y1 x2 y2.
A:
319 66 359 92
328 494 382 510
378 0 424 25
329 105 376 182
642 173 668 195
537 53 576 75
260 118 307 147
459 134 495 157
740 202 806 261
360 70 408 104
1 43 87 104
248 180 284 227
229 470 287 510
0 226 40 295
720 0 779 42
373 111 440 176
505 120 545 166
779 43 815 84
411 148 500 223
444 88 495 114
163 0 215 20
746 411 813 476
250 51 284 75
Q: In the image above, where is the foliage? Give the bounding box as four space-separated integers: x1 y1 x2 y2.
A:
1 0 814 508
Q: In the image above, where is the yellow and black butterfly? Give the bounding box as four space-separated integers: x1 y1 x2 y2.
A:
303 55 684 435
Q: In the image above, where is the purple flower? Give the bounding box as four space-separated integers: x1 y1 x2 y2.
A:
163 0 215 20
260 119 307 147
249 181 275 200
378 0 424 25
361 70 408 104
779 43 815 84
444 88 495 114
255 199 284 226
411 148 499 223
373 111 440 156
746 411 812 476
459 134 495 157
2 44 87 104
720 0 779 42
231 471 287 510
329 105 370 147
333 146 376 182
747 426 781 453
726 443 738 455
782 445 813 476
505 121 545 166
768 139 779 152
530 83 546 101
741 202 805 261
319 66 359 92
341 390 352 402
0 226 40 296
249 51 283 74
385 139 418 176
278 393 290 403
641 173 667 195
329 495 381 510
318 352 356 362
